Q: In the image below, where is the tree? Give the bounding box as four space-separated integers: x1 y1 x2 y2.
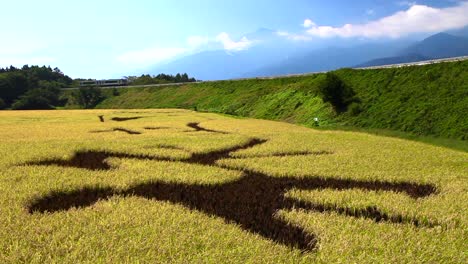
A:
0 72 29 105
72 87 104 108
0 65 72 108
175 73 182 82
11 88 55 110
181 73 189 82
53 67 63 74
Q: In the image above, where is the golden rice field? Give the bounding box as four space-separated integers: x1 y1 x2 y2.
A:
0 109 466 263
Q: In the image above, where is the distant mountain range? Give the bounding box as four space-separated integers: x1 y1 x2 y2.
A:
247 42 409 77
356 33 468 67
400 33 468 59
355 54 431 68
149 27 468 80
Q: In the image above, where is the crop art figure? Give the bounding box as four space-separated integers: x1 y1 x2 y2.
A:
26 122 438 252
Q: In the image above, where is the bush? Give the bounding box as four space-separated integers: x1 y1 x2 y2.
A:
0 98 5 109
112 88 120 96
348 102 363 116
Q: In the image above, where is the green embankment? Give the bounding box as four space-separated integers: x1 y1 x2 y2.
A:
95 60 468 141
97 75 336 126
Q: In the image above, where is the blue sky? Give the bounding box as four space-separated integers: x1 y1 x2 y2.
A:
1 0 467 78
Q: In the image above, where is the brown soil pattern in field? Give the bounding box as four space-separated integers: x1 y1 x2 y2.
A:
144 126 170 130
143 144 185 150
98 115 104 122
26 131 438 252
186 122 229 134
111 117 144 122
232 150 334 159
90 128 142 135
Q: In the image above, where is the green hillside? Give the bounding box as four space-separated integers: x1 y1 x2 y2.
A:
94 60 468 140
334 61 468 139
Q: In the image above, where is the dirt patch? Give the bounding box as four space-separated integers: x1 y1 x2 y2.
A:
233 150 334 159
27 151 113 170
284 200 438 227
186 122 229 134
26 138 437 252
111 117 144 122
143 144 185 150
113 128 142 135
25 150 174 171
28 187 115 213
90 128 142 135
144 126 170 130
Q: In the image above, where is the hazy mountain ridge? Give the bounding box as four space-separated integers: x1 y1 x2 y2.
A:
355 54 431 68
246 42 410 77
356 33 468 67
150 30 468 80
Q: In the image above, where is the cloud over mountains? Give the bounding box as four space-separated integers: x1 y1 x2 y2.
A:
285 1 468 39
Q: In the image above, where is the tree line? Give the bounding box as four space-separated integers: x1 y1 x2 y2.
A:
0 65 198 110
0 65 72 110
125 73 197 86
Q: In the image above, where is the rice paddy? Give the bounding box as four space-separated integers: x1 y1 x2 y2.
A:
0 109 466 263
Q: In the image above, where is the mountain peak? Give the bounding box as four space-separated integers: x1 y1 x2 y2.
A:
445 25 468 38
400 32 468 59
423 32 459 42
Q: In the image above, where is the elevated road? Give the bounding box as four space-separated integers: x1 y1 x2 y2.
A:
353 55 468 70
62 56 468 90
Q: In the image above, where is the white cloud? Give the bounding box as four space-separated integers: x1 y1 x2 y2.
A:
302 19 316 28
187 36 210 48
305 2 468 38
276 30 312 41
116 47 187 66
278 2 468 41
116 32 254 67
215 32 252 51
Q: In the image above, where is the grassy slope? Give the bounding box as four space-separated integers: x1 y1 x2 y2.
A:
334 61 468 139
95 60 468 141
97 75 336 127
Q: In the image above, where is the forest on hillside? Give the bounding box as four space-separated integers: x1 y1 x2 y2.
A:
0 66 196 110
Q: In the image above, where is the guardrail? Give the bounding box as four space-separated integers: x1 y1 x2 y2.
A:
61 56 468 90
61 82 190 91
354 56 468 70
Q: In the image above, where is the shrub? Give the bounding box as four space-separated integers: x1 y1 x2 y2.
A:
348 102 363 116
112 88 120 96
